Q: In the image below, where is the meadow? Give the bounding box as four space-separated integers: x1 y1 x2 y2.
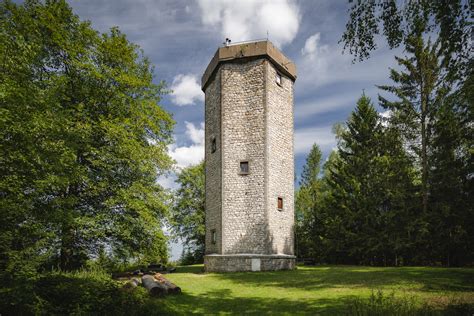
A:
158 265 474 315
3 264 473 315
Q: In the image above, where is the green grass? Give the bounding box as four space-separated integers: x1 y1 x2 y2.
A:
157 265 474 315
3 265 472 315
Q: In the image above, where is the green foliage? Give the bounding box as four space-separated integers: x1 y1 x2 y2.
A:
428 74 474 266
170 162 205 264
0 0 174 280
346 290 474 316
323 95 415 265
0 267 160 315
341 0 471 65
295 144 325 259
378 34 450 215
295 4 473 266
377 34 473 265
346 290 422 316
299 144 322 187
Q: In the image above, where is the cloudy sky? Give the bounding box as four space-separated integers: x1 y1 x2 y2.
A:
68 0 401 259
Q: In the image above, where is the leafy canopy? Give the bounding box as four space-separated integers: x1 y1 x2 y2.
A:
0 0 174 274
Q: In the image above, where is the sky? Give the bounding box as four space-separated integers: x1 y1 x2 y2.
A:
67 0 402 260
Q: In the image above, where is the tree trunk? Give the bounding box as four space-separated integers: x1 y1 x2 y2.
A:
421 99 428 215
142 275 167 297
154 273 181 294
60 223 75 271
123 278 141 290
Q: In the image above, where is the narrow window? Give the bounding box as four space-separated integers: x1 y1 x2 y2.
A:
211 229 216 244
239 161 249 174
276 72 282 86
211 136 217 153
277 197 283 210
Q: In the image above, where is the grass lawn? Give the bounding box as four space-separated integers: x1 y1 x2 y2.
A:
157 265 474 315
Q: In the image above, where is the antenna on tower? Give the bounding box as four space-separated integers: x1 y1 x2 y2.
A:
266 30 269 40
223 38 232 46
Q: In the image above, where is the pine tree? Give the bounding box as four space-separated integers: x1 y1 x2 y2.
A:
377 33 472 264
378 35 451 214
429 71 474 266
326 94 415 265
295 144 322 259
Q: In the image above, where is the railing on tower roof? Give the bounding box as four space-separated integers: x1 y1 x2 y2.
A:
222 38 268 47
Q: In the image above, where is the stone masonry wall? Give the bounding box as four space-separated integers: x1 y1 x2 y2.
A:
204 55 295 261
220 59 269 254
265 62 295 255
204 70 221 254
205 255 295 272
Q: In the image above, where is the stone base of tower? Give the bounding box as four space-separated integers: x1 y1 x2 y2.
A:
204 254 296 272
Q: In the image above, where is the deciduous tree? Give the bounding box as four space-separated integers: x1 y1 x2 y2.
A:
0 0 174 276
170 162 205 264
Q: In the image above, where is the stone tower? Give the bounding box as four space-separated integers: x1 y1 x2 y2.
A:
202 40 296 272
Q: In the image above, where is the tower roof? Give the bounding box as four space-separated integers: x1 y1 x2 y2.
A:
201 40 297 91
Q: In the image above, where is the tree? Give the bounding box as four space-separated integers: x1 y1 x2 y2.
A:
342 0 473 266
295 144 322 258
428 71 474 266
341 0 471 66
0 0 174 276
378 35 450 214
171 162 205 264
377 33 474 264
326 94 415 265
300 144 323 187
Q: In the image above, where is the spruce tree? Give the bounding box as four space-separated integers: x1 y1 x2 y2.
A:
327 94 415 265
295 144 322 259
378 35 451 214
429 72 474 266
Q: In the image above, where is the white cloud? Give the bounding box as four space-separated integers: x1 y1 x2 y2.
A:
168 121 205 168
295 126 336 156
197 0 300 48
184 121 204 145
170 74 204 106
301 33 328 61
296 35 401 93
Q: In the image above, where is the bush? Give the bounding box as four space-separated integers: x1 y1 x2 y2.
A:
0 268 164 315
345 290 474 316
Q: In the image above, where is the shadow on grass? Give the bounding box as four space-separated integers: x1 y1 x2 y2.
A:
208 265 474 293
174 264 474 293
159 288 349 315
149 265 474 315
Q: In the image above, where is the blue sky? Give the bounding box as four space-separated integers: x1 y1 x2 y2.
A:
67 0 402 259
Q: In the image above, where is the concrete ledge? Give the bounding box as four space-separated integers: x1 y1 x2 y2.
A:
204 254 296 272
201 40 297 90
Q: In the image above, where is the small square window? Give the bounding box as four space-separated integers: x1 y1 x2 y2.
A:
276 73 282 86
211 229 216 244
239 161 249 174
277 197 283 210
211 137 217 153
